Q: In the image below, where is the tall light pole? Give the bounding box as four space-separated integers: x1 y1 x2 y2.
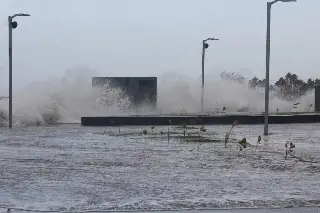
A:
8 13 30 128
264 0 296 135
201 37 219 113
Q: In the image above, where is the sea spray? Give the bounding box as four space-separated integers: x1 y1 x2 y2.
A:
0 67 315 125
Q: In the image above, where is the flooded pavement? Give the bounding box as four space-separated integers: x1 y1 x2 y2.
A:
0 124 319 212
0 207 320 213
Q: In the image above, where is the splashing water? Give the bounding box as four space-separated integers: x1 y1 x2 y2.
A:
157 72 314 114
0 67 315 126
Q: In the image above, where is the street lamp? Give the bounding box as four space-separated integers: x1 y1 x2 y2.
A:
8 13 30 128
201 37 219 113
264 0 296 135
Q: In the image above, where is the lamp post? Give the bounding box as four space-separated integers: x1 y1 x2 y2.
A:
201 37 219 113
8 13 30 128
264 0 296 135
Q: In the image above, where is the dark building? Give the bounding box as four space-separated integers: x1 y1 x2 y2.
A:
92 77 157 110
315 85 320 112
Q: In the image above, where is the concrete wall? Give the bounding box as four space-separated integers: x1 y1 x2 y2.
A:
81 114 320 126
92 77 157 109
315 86 320 112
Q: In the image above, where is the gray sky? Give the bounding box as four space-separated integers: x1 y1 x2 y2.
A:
0 0 320 92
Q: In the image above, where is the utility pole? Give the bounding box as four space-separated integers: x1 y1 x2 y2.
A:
264 0 296 135
8 13 30 128
201 37 219 113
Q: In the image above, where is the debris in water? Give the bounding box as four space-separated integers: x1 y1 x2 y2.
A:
285 141 296 159
225 120 239 148
238 137 248 149
142 129 147 135
200 125 206 132
257 135 261 147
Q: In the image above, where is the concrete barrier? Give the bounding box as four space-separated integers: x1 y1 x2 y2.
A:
81 114 320 126
315 85 320 112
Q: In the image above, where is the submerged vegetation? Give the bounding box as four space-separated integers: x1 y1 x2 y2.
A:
224 120 238 148
93 119 320 166
87 104 319 165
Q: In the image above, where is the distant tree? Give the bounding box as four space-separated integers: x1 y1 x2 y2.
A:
259 79 266 87
285 73 292 82
244 72 318 100
307 78 314 87
273 73 311 100
291 74 298 84
275 77 286 87
220 71 246 84
249 77 259 88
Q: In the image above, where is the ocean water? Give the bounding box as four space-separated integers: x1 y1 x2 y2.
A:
0 123 319 212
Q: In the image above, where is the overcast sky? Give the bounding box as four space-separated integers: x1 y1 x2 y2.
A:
0 0 320 92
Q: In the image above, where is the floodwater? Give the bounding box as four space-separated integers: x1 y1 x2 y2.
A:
0 207 319 213
0 124 319 212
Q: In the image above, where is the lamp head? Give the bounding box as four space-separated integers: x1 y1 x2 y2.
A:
11 13 30 18
11 21 18 29
280 0 296 2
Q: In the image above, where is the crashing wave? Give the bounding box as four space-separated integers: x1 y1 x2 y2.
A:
0 109 7 126
0 68 315 126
